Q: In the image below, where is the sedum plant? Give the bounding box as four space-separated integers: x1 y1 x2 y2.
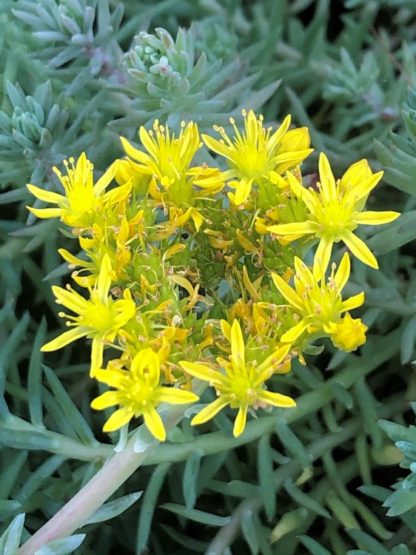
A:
2 1 416 554
17 109 398 552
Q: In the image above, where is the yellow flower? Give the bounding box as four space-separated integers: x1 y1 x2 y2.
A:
180 320 295 437
267 153 400 274
120 121 223 209
271 253 366 349
202 110 312 205
328 313 368 352
42 254 136 376
91 349 198 440
27 154 127 228
121 120 200 186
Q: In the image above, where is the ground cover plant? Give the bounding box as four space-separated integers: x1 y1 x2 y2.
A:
1 1 416 554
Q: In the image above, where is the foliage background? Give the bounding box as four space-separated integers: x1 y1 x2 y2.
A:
1 0 416 553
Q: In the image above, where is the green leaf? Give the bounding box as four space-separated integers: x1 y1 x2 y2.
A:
15 455 64 504
160 524 208 552
354 379 383 450
160 503 231 526
275 419 312 467
28 318 46 427
368 212 416 254
384 489 416 516
0 450 27 499
346 529 390 555
33 534 86 555
207 479 258 498
326 494 360 529
358 484 390 503
43 366 96 444
241 509 259 555
400 315 416 364
298 535 332 555
0 426 58 451
0 499 22 515
136 462 170 555
284 479 330 518
270 508 308 543
0 312 30 401
331 382 354 409
84 491 142 525
257 434 276 521
0 513 25 555
182 449 204 509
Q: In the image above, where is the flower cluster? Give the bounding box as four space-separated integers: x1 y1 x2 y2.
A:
28 110 399 439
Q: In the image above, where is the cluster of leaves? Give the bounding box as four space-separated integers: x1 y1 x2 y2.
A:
1 0 416 554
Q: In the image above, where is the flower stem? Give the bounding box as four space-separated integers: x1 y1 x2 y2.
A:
18 333 398 554
17 404 188 555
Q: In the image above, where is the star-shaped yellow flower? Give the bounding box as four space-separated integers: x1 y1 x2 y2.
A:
180 320 295 437
42 254 136 376
202 109 312 205
91 349 199 440
268 153 400 275
272 253 366 350
27 153 127 228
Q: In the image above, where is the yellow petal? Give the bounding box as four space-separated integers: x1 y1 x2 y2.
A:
143 407 166 441
275 148 314 173
191 397 228 426
202 134 233 161
58 248 89 268
171 274 194 297
90 391 121 410
333 253 350 292
41 327 87 352
313 236 334 279
132 349 160 384
179 361 222 383
242 266 259 300
103 181 132 204
352 171 384 202
340 159 372 189
281 319 310 343
277 126 311 151
163 244 186 260
96 254 112 302
26 184 65 204
343 229 378 268
341 292 365 312
232 178 253 206
354 211 400 225
103 407 132 432
294 257 315 288
318 152 337 201
52 285 87 314
231 320 245 370
190 209 204 232
94 161 116 195
90 339 104 377
156 387 199 404
233 405 248 437
267 221 318 236
258 390 296 408
27 206 63 219
139 126 159 159
271 273 303 312
94 368 126 388
220 319 231 342
268 114 291 150
236 230 257 253
255 344 292 382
